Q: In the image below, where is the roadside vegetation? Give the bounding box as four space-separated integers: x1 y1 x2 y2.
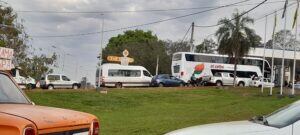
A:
26 87 300 135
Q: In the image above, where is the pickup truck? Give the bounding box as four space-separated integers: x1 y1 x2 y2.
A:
210 72 251 87
0 71 99 135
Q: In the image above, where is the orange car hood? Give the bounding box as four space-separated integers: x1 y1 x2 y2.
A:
0 104 95 130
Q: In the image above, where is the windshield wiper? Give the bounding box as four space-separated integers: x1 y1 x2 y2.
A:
250 115 269 126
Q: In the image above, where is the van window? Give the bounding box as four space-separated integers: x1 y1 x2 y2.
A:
48 75 60 81
143 70 152 77
62 76 70 81
108 70 141 77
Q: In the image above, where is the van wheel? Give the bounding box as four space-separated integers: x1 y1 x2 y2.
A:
115 83 122 88
48 85 54 90
216 81 223 87
159 83 164 87
73 84 79 90
238 82 245 87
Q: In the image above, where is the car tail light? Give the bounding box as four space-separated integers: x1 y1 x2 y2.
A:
90 120 100 135
181 71 184 76
23 127 36 135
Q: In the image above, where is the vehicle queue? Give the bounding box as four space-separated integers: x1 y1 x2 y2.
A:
12 51 280 90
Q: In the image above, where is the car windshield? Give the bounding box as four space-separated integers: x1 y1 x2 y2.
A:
0 73 29 104
264 102 300 128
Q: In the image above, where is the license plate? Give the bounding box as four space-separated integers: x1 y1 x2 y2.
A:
73 132 89 135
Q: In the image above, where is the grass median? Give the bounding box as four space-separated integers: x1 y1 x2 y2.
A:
26 87 300 135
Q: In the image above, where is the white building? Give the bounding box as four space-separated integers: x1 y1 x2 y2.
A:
248 47 300 85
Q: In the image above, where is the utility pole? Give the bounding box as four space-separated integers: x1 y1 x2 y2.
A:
155 55 159 75
97 14 104 90
292 11 298 96
190 22 195 52
280 7 288 96
262 15 268 94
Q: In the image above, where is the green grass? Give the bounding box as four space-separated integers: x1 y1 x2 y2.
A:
25 87 300 135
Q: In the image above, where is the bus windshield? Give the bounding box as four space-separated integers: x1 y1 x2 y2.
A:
172 54 182 61
0 73 29 104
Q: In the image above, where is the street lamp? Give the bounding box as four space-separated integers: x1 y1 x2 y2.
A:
51 45 67 73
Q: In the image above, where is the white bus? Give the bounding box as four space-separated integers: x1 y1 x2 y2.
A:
171 52 271 83
96 63 153 88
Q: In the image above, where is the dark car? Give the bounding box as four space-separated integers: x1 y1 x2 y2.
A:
151 74 185 87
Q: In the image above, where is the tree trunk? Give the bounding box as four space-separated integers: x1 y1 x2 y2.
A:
233 56 237 87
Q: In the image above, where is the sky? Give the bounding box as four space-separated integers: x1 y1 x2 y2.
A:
5 0 299 84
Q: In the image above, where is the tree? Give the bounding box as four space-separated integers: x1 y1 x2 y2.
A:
196 38 217 53
18 54 57 80
0 4 56 79
102 30 171 74
266 30 299 50
215 10 261 86
163 40 190 56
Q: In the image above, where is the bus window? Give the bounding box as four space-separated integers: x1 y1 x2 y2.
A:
185 54 195 61
173 65 180 73
172 54 182 61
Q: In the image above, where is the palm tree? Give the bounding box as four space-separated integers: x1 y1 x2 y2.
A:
215 10 261 87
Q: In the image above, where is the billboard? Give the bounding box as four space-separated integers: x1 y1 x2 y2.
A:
0 47 14 70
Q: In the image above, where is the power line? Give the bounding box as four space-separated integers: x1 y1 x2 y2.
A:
197 2 296 44
195 0 267 28
31 0 251 38
254 1 297 22
17 1 284 14
180 24 192 43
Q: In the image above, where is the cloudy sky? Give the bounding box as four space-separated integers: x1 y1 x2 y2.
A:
5 0 298 83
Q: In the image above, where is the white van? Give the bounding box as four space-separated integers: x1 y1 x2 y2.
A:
96 63 153 88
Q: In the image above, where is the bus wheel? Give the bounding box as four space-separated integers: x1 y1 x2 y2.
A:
216 81 223 87
238 82 245 87
115 83 122 88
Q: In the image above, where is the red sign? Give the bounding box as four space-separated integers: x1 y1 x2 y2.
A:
0 47 14 70
0 47 14 59
0 59 14 70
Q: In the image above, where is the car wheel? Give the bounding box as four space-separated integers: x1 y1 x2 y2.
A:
179 83 185 87
26 84 33 90
216 81 222 87
238 82 245 87
115 83 122 88
48 85 54 90
159 83 164 87
73 84 79 90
